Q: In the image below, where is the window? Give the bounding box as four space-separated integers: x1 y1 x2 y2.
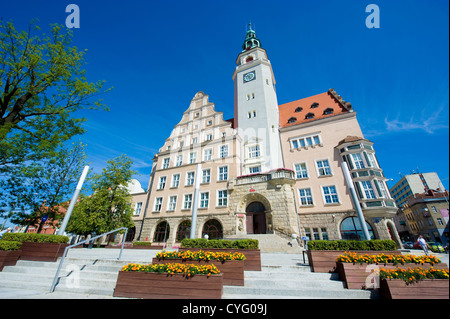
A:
291 134 321 149
206 134 213 141
162 158 170 169
340 217 374 240
249 145 260 158
183 194 193 209
192 137 198 144
351 153 365 169
322 186 339 204
220 145 228 158
361 181 376 199
207 120 212 126
158 176 166 190
311 102 319 108
365 152 377 167
321 228 329 240
304 228 311 240
295 107 303 112
298 188 313 206
189 152 196 164
200 192 209 208
171 174 180 187
249 166 261 174
176 155 183 167
168 196 177 211
316 159 332 176
202 169 211 183
288 117 297 124
431 206 438 213
313 228 320 240
186 172 195 186
194 112 200 118
134 202 142 216
305 113 315 119
154 197 163 212
323 108 334 115
217 190 228 207
294 163 308 179
203 149 212 161
218 166 228 181
376 180 388 198
248 112 252 119
437 218 444 226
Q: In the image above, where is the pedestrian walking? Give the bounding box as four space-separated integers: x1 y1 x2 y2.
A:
417 235 430 256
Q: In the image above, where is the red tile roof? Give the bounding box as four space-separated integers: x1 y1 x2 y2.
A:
278 89 353 128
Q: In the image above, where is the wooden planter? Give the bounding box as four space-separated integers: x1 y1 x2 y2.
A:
380 278 449 299
19 242 69 262
113 271 223 299
0 250 21 271
106 245 165 250
178 247 261 271
336 262 449 289
152 258 244 286
306 250 401 273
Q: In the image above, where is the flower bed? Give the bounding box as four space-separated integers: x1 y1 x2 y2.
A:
152 250 245 286
335 252 447 289
0 241 22 271
179 239 261 271
113 263 223 299
379 268 449 299
306 239 399 273
2 233 69 262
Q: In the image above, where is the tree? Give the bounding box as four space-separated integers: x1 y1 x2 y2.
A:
66 155 136 238
0 20 109 171
1 142 89 233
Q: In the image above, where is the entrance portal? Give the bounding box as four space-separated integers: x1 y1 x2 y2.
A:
246 202 267 234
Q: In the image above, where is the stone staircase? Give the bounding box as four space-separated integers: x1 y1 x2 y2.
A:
226 233 303 253
222 253 378 299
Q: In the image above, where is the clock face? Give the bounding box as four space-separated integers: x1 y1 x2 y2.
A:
243 71 256 83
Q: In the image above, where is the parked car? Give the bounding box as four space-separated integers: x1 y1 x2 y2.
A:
427 242 444 253
402 241 414 249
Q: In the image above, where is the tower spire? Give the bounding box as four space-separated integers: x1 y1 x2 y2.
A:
242 22 261 51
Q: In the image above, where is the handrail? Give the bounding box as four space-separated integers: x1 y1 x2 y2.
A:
49 227 129 293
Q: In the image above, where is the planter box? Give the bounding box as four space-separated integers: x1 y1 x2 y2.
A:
19 242 69 262
152 258 244 286
106 245 165 250
113 271 223 299
0 250 21 271
178 247 261 271
336 262 448 289
380 278 449 299
306 250 401 273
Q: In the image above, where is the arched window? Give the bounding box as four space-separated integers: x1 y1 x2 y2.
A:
176 220 191 242
202 219 223 240
246 56 254 62
153 221 170 242
340 217 374 240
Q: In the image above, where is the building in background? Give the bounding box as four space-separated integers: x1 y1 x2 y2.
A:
130 25 401 248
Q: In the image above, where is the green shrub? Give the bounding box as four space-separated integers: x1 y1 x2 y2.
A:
180 238 259 249
2 233 69 244
133 241 153 246
0 240 22 251
307 239 396 251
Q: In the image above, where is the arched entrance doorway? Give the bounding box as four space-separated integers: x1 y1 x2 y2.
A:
176 220 191 242
246 202 267 234
153 221 170 243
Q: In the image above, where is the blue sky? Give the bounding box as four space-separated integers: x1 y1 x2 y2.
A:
1 0 448 207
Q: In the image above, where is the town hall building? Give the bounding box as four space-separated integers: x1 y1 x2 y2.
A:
128 25 401 249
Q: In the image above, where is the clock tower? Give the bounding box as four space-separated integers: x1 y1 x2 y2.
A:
233 24 283 173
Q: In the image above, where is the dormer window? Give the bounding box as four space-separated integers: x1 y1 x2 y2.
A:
295 107 303 113
288 117 297 124
311 102 319 108
305 113 315 119
323 108 334 115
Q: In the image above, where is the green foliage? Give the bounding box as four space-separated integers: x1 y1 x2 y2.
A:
65 155 136 236
0 240 22 251
180 238 259 250
2 232 69 244
307 239 397 251
133 241 152 246
0 20 109 168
